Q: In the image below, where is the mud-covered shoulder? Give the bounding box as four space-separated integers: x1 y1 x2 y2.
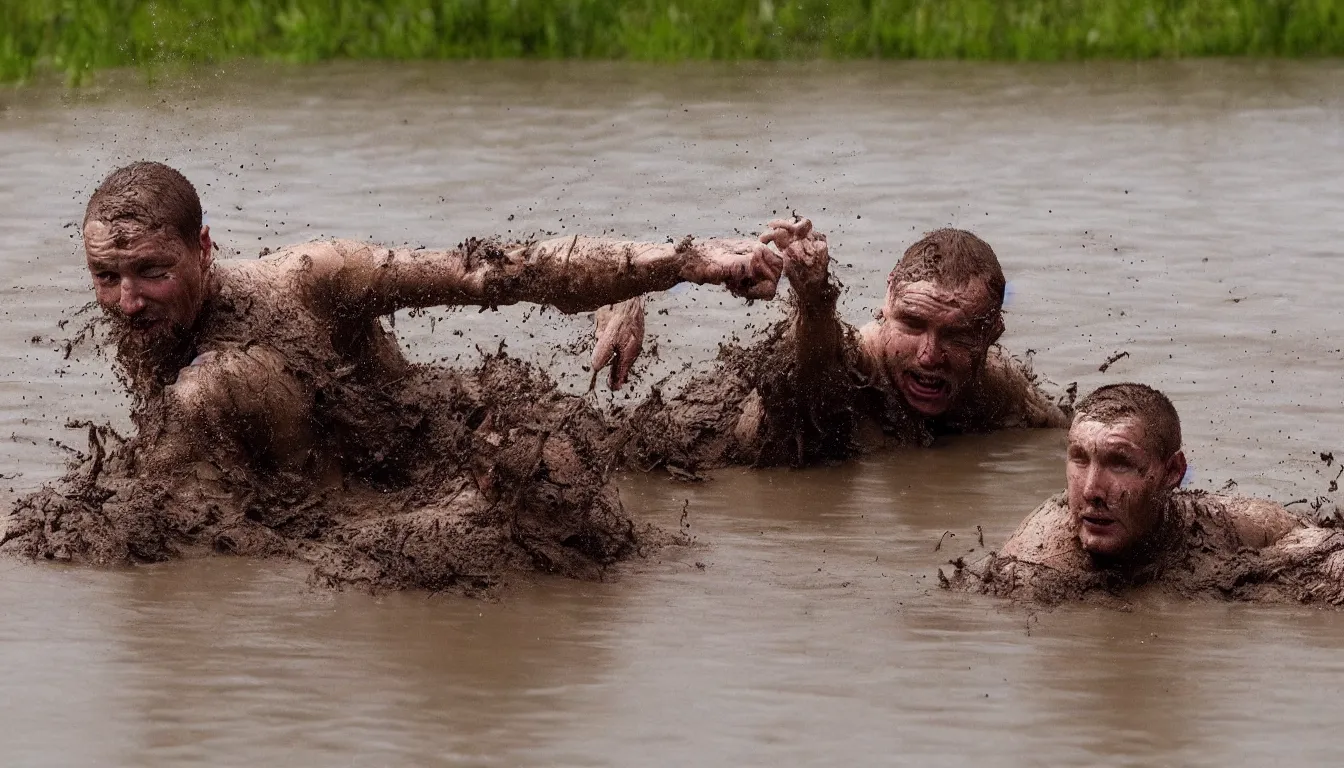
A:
1205 493 1306 549
212 240 376 314
249 239 355 299
999 492 1087 568
945 347 1070 433
213 251 314 297
943 493 1097 603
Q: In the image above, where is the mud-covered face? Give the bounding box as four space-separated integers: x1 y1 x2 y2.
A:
84 220 212 343
1066 418 1185 559
874 279 999 416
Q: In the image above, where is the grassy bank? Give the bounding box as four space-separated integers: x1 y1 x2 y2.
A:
4 0 1343 84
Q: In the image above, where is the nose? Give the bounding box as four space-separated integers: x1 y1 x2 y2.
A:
117 277 146 316
1081 464 1107 506
916 332 945 367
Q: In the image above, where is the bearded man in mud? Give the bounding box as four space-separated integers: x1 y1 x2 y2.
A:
592 217 1070 471
952 383 1344 603
2 160 784 590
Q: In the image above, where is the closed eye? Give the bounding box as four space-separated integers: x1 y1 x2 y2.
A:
893 312 928 332
1106 455 1140 472
945 329 980 348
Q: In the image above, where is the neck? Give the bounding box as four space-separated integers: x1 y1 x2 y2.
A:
203 262 221 303
1089 494 1178 578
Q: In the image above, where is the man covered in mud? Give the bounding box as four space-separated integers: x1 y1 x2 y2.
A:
1 161 783 590
954 382 1344 604
593 217 1069 471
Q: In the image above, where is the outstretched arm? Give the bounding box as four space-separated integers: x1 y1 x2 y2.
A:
588 217 845 392
305 235 782 318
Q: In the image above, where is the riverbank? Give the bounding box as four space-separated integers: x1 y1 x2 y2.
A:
4 0 1342 85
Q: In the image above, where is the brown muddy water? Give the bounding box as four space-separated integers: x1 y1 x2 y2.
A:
2 60 1344 765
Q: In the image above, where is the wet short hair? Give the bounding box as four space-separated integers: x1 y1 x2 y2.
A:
1074 383 1183 459
888 229 1007 313
84 161 202 249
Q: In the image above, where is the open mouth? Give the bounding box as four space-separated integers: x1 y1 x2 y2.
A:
1080 514 1116 530
902 370 949 402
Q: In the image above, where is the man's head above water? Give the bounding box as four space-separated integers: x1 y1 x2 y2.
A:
83 161 214 346
869 229 1007 416
1066 383 1187 560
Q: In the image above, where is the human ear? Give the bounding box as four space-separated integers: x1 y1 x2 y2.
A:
985 313 1005 347
199 225 213 268
1162 450 1187 491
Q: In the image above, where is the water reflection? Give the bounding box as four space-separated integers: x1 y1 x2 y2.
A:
100 558 623 765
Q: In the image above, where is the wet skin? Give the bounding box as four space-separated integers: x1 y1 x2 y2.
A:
760 216 1009 420
80 210 783 479
859 279 1002 417
83 220 214 344
1065 418 1186 558
997 415 1305 581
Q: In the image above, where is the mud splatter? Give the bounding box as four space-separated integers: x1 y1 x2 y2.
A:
2 351 663 593
944 491 1344 607
609 304 1065 475
609 315 922 474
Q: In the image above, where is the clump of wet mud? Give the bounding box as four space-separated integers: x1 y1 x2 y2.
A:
611 312 924 474
944 550 1148 606
3 352 661 593
955 545 1344 608
944 491 1344 607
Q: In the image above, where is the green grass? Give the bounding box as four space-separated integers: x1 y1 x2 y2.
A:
4 0 1343 84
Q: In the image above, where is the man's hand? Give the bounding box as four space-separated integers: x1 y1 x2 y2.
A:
679 238 783 300
591 297 645 391
760 217 830 303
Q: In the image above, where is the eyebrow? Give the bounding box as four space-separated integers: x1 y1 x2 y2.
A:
1099 441 1145 458
88 254 172 269
894 300 950 318
897 296 987 321
1069 435 1144 452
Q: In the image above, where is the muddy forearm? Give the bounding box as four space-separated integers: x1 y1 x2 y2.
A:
333 237 702 316
511 236 698 312
790 280 847 379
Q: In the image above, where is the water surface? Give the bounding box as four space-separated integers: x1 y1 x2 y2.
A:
1 59 1343 766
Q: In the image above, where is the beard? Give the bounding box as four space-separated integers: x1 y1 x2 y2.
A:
107 310 199 401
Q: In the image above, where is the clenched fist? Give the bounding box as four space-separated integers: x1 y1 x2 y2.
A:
759 217 829 302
